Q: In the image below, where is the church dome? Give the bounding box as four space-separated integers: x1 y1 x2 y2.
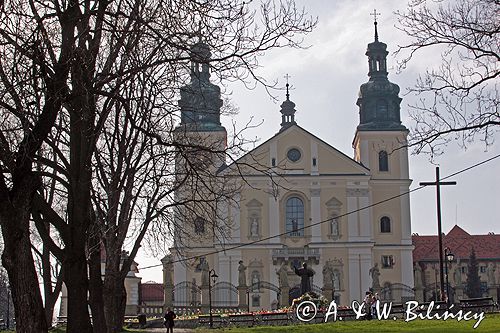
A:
356 21 406 132
177 38 225 132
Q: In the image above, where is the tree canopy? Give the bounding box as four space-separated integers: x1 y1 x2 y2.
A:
395 0 499 157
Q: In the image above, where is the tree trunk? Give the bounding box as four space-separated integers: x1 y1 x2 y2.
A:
104 277 127 333
65 54 97 332
88 222 107 333
0 208 48 333
64 252 93 333
102 247 128 333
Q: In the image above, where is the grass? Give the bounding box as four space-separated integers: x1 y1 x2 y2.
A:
195 313 500 333
2 314 498 332
0 326 151 332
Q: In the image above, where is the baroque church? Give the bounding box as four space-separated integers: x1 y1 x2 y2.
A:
168 21 414 310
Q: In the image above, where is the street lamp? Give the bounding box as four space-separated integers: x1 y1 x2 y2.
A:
208 268 218 328
444 248 454 307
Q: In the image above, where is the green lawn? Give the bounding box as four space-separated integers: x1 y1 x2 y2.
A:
196 313 500 333
0 326 149 332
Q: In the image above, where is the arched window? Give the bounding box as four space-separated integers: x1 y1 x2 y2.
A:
285 196 304 237
380 216 391 233
379 150 388 172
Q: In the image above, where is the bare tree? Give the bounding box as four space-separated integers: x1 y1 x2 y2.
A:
0 0 315 332
0 263 14 329
395 0 499 157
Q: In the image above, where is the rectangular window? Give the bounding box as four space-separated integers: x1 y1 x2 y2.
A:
461 267 468 274
312 157 317 167
272 158 276 167
381 255 394 269
480 266 486 273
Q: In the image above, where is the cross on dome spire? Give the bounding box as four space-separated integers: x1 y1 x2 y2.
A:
279 73 297 131
196 21 203 42
284 73 291 100
370 9 381 41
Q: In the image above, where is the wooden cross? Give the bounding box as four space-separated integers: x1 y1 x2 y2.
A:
420 167 457 305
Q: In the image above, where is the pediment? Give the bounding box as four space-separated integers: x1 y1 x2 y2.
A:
220 125 370 176
326 197 343 208
245 199 263 208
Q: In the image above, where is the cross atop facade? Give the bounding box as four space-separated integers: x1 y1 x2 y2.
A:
370 9 381 23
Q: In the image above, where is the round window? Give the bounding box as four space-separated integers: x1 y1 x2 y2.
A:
287 148 301 162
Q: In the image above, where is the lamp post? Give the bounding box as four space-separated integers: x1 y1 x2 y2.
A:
444 248 454 307
208 269 218 329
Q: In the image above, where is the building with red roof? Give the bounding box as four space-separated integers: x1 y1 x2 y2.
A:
139 282 164 305
412 225 500 302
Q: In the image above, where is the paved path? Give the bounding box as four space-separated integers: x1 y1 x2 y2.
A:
141 329 195 332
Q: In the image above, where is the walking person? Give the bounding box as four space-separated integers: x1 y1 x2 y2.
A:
164 307 176 333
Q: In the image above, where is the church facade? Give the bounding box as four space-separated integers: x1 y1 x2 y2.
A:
170 23 414 309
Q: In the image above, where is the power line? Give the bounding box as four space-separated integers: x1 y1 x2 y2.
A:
139 153 500 270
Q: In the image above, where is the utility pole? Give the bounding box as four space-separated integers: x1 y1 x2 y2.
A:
420 167 456 304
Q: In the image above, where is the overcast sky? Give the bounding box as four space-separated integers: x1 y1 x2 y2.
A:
136 0 500 283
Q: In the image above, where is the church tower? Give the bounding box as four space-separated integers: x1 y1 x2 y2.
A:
176 38 227 150
173 38 227 250
353 19 409 181
352 19 414 289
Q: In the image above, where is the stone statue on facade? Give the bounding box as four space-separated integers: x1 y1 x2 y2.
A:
251 271 260 291
413 262 423 288
369 263 381 289
238 260 247 287
331 217 339 236
294 262 315 295
487 263 496 286
277 262 289 288
322 260 334 287
250 217 259 237
191 278 198 305
332 270 341 290
200 258 209 287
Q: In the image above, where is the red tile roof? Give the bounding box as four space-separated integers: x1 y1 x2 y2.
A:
140 283 164 303
412 225 500 262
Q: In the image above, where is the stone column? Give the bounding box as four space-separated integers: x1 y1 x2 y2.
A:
201 286 210 312
414 286 424 303
323 286 334 303
162 255 174 311
238 286 248 311
488 286 497 299
280 286 290 308
454 286 464 300
310 188 321 242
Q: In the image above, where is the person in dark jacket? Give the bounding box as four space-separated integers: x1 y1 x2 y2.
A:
164 307 176 333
